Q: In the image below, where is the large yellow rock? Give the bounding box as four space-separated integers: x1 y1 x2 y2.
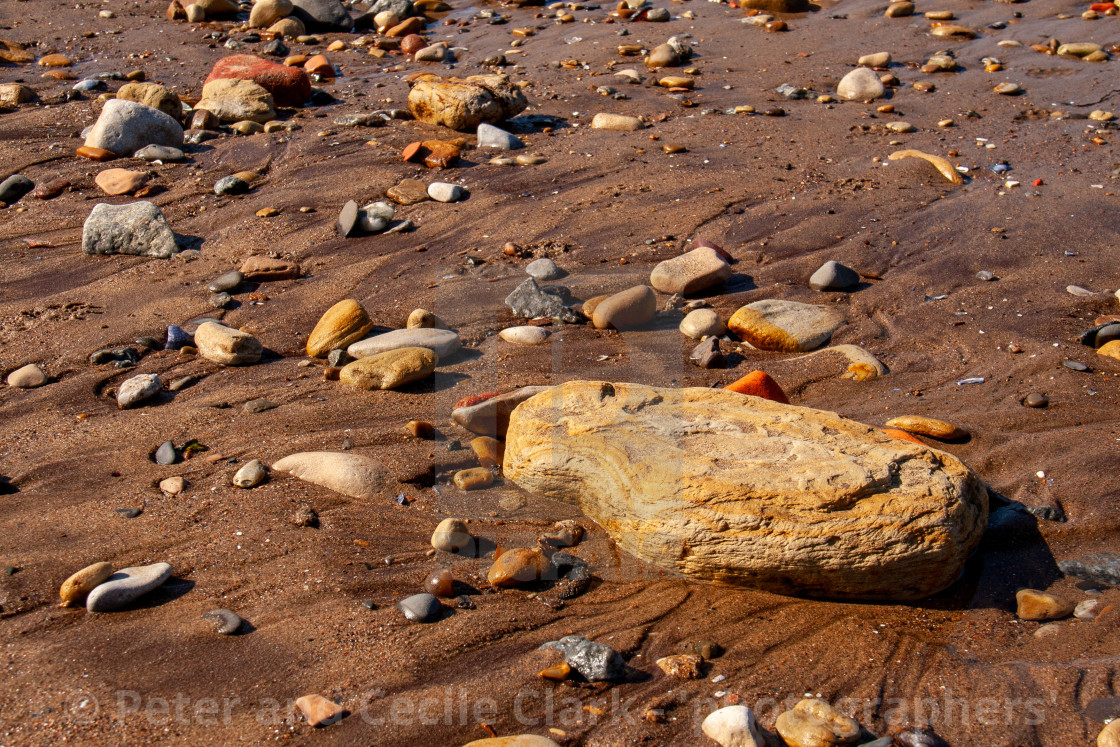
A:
728 299 844 352
1015 589 1074 621
306 299 373 357
503 381 988 600
406 73 527 131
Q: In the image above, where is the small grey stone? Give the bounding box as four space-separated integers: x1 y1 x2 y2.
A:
86 562 173 612
115 507 143 518
82 202 178 259
525 257 564 281
202 608 243 635
289 0 353 30
166 325 193 350
208 270 243 294
539 635 625 681
117 373 162 408
1095 323 1120 348
1074 598 1102 621
358 201 394 233
1058 553 1120 586
366 0 413 18
185 130 217 145
243 398 278 413
809 260 860 291
91 347 140 365
168 376 195 391
210 291 232 309
84 99 184 157
689 337 722 369
134 145 185 162
896 728 950 747
504 278 582 323
645 6 670 21
427 182 465 203
397 592 441 622
214 176 250 196
776 83 808 100
1063 360 1089 372
262 39 288 56
976 270 996 281
337 199 359 237
476 122 523 150
136 336 161 351
233 458 267 488
0 175 34 205
154 440 177 465
327 348 354 367
74 79 106 92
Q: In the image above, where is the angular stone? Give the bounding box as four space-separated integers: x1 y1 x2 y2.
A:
194 322 263 365
702 706 766 747
273 451 388 498
0 83 34 107
690 337 723 369
289 0 353 30
196 78 276 123
504 381 988 600
134 144 185 162
347 328 460 359
539 635 624 682
86 562 173 612
487 547 551 587
680 309 725 339
84 99 183 157
452 385 551 437
407 73 528 131
115 82 182 121
650 247 731 295
307 299 374 357
59 562 114 606
728 299 844 352
340 347 436 390
214 175 250 195
476 122 523 149
117 373 162 408
592 285 656 330
1016 589 1075 621
240 255 299 281
83 201 177 258
809 260 860 291
387 179 430 205
775 699 860 747
295 694 346 727
205 55 312 106
837 67 885 101
160 476 187 495
7 363 47 388
656 654 703 679
505 278 582 323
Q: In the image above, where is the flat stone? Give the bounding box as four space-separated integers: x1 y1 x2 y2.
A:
431 518 471 552
398 592 441 622
453 467 494 490
195 322 262 365
504 381 987 600
690 337 723 368
59 562 114 606
273 451 388 499
500 325 549 344
428 182 465 203
650 247 730 295
702 706 766 747
340 347 437 389
94 168 148 196
728 299 844 352
386 179 430 205
0 83 35 106
590 113 644 131
243 398 278 413
539 635 624 682
488 547 551 587
679 309 725 339
208 270 243 294
476 122 523 149
884 415 967 440
82 201 178 258
233 458 268 487
347 328 460 359
505 278 582 323
240 255 299 281
837 67 885 101
295 694 346 727
336 199 360 237
196 78 276 123
84 99 184 157
307 299 374 357
7 363 47 388
202 608 243 635
1016 589 1074 621
85 562 173 612
134 144 185 162
117 373 162 408
592 285 656 330
858 51 891 68
809 260 860 291
0 175 34 204
32 178 69 200
452 385 552 437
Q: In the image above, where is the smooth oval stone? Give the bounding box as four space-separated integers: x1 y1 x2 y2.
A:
398 592 441 622
7 363 47 388
307 299 374 358
837 67 885 101
424 568 455 597
340 347 437 390
590 112 644 130
1024 393 1049 408
214 175 250 196
809 260 860 291
208 270 243 294
499 325 549 345
470 436 504 469
233 458 267 488
431 518 471 552
347 328 460 359
202 608 243 634
487 547 551 587
1063 360 1089 372
134 144 185 162
427 182 465 203
592 285 656 330
243 398 277 413
59 562 114 605
453 467 494 490
85 562 173 612
525 257 564 281
154 440 177 465
117 373 162 408
337 199 360 237
728 299 844 352
649 247 730 295
679 309 725 339
702 705 765 747
272 451 387 499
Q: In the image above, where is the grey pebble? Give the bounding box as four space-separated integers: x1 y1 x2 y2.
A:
539 635 624 681
1063 360 1089 372
134 145 185 162
154 440 177 465
327 348 354 367
208 270 243 294
86 562 173 612
243 398 278 413
233 458 267 488
809 260 860 291
976 269 996 281
202 608 243 635
168 376 196 392
0 175 35 205
525 257 564 281
214 176 250 196
115 507 143 518
209 292 232 309
398 592 442 622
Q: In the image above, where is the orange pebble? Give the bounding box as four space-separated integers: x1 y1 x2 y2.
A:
881 428 925 445
724 371 789 404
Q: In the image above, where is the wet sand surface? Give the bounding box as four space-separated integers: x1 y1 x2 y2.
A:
2 0 1120 743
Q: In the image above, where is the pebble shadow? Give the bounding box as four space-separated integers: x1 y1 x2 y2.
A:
122 577 196 612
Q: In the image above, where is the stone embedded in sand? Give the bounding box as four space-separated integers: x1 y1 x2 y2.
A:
728 299 844 352
702 706 766 747
453 467 494 490
650 247 731 295
500 325 549 345
85 562 173 612
471 436 504 468
204 55 312 106
250 0 293 28
809 260 860 291
463 738 560 747
115 82 182 122
775 699 860 747
340 347 437 390
295 694 346 727
407 73 528 131
38 53 72 67
431 518 471 552
347 328 460 359
885 1 913 16
94 168 148 196
590 112 644 131
387 179 430 205
116 373 162 409
1016 589 1075 621
7 364 47 388
0 39 34 64
0 175 33 204
406 308 449 329
398 592 442 622
195 322 262 365
202 608 243 635
307 299 374 357
135 144 185 162
59 562 114 606
656 654 702 679
505 278 582 323
160 476 187 495
452 385 551 436
504 381 988 600
233 459 267 488
679 309 725 339
592 285 656 330
273 451 387 499
0 83 35 106
84 99 184 157
487 547 552 587
884 415 967 440
290 0 353 30
837 67 885 101
857 51 891 68
646 43 680 68
539 635 624 681
196 79 276 123
240 255 299 280
725 370 789 403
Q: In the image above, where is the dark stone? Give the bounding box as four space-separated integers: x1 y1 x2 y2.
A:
89 346 140 365
455 595 475 609
1059 553 1120 586
209 271 243 294
135 336 162 351
214 176 250 196
165 325 193 350
1095 323 1120 348
154 441 178 465
210 292 232 308
504 278 582 323
896 727 950 747
689 337 723 369
337 199 359 237
397 592 441 622
262 39 289 57
243 398 278 413
308 88 338 106
540 635 625 681
1024 392 1048 408
0 175 35 205
115 508 143 518
327 348 354 367
290 0 354 30
189 109 220 131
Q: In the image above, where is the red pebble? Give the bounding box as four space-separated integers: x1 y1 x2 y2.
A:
724 371 789 404
693 236 733 262
1032 178 1043 186
453 392 499 410
881 428 925 446
1089 3 1116 11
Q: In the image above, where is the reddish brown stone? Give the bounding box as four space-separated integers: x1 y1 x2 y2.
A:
388 16 425 36
204 54 312 107
422 139 460 168
303 54 334 78
240 255 300 281
453 392 498 409
400 34 427 55
402 141 425 162
76 146 116 161
33 178 69 199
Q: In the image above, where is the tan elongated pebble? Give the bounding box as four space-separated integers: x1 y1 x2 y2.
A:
591 113 644 131
888 149 963 184
306 299 374 357
930 24 977 39
60 562 113 606
884 415 967 440
453 467 494 490
1016 589 1075 621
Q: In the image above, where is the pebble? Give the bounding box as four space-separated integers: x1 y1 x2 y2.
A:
431 518 472 552
233 458 268 488
1097 340 1120 361
690 337 723 369
499 325 550 345
505 278 582 323
1024 393 1049 408
243 398 278 414
336 199 360 237
347 328 460 359
680 309 725 340
339 347 437 390
476 122 523 149
590 113 644 131
896 728 951 747
424 568 455 597
166 325 193 350
702 705 765 747
488 548 551 588
202 608 243 635
1016 589 1075 620
82 201 178 258
406 420 435 438
398 592 442 622
858 51 891 68
33 178 70 200
775 698 860 747
195 322 263 365
539 635 624 681
728 299 844 352
214 175 250 196
470 436 503 468
159 476 186 495
656 654 702 679
649 247 731 295
541 520 584 549
294 694 346 727
1064 360 1089 372
809 260 860 291
837 67 885 100
406 309 450 329
59 562 114 606
85 562 173 612
117 373 162 408
387 179 430 205
0 175 34 204
91 346 140 366
84 99 184 157
154 441 177 465
525 257 564 281
453 467 494 490
357 201 394 233
7 363 47 388
883 415 967 440
592 285 656 330
994 82 1023 95
976 270 996 281
427 182 465 203
1075 598 1102 620
307 299 374 357
210 292 232 309
725 370 790 403
134 145 185 162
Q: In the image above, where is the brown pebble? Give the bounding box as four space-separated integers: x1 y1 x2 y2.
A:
424 568 455 597
453 468 494 490
76 145 116 161
539 662 571 680
1024 393 1048 408
406 420 435 438
487 547 552 587
470 436 503 468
